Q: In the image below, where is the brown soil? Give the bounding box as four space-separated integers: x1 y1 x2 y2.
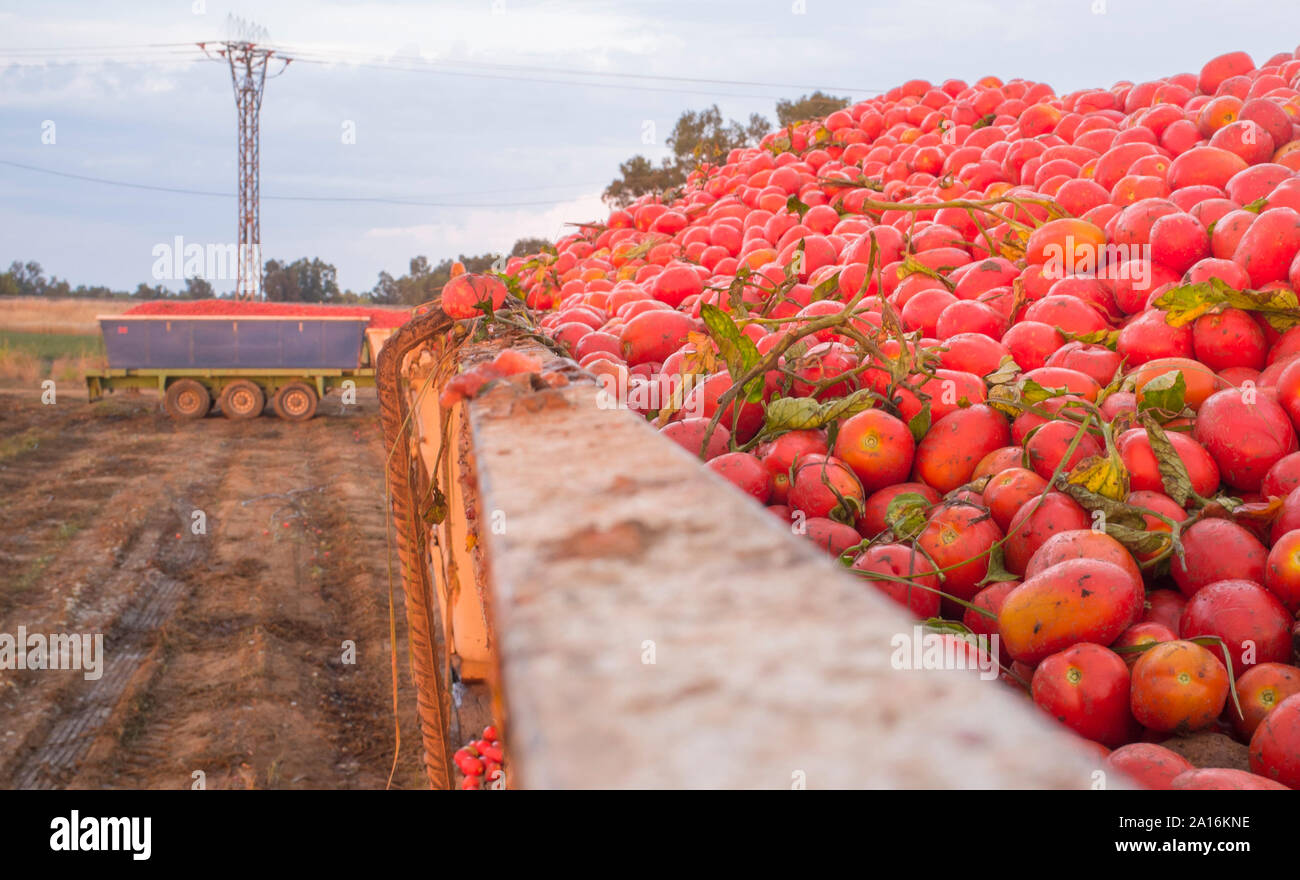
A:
0 384 445 789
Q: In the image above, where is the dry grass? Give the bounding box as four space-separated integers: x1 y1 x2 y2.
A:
50 354 101 384
0 298 125 385
0 348 104 386
0 348 42 385
0 297 134 335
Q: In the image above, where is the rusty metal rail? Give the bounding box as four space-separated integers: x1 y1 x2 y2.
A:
375 306 458 790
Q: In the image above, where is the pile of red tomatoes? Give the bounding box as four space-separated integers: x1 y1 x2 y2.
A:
477 47 1300 790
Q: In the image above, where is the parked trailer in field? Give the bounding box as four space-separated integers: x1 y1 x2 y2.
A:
85 313 398 421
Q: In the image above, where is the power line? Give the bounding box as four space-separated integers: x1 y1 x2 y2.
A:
0 40 882 97
283 54 785 100
266 42 883 95
0 51 205 65
0 41 205 53
0 158 604 207
4 50 787 99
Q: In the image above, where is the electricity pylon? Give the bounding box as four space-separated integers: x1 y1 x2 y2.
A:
201 16 290 300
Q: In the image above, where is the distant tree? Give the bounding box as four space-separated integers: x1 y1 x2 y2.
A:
668 105 769 168
133 282 171 298
262 257 340 302
0 260 132 298
603 155 681 209
183 276 215 300
262 259 298 301
6 260 45 296
371 252 503 306
458 253 499 275
511 237 552 257
370 270 399 305
776 91 851 127
70 284 119 298
604 105 772 207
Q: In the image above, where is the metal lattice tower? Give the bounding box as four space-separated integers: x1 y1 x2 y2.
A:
227 42 268 300
202 17 289 300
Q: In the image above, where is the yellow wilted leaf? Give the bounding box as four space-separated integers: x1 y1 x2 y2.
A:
997 231 1026 262
987 383 1021 419
1155 278 1300 331
1066 452 1130 501
681 330 720 376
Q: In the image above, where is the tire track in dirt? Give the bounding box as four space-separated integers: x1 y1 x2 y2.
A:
0 390 425 789
4 447 229 788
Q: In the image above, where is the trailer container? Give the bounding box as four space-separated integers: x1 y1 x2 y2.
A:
86 313 396 421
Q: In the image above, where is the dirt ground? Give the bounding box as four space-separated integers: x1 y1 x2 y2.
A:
0 383 472 790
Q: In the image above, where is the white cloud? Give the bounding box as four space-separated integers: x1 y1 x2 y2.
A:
252 0 684 65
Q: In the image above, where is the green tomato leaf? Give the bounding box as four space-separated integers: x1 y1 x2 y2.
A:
1137 369 1187 417
1140 413 1195 506
1154 278 1300 332
810 271 842 303
885 491 931 542
907 402 932 445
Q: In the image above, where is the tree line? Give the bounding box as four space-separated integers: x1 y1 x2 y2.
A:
603 91 850 207
0 237 550 308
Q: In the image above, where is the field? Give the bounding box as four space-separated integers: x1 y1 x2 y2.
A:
0 297 124 385
0 296 132 334
0 383 490 789
0 296 494 789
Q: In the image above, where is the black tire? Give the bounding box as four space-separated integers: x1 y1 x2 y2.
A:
219 379 265 420
164 379 211 420
272 382 318 422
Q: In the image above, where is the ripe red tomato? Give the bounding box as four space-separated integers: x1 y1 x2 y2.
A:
1130 640 1229 734
1249 693 1300 788
1104 743 1193 790
1179 578 1293 672
1193 388 1299 491
913 405 1012 493
998 558 1144 664
1031 643 1135 747
1170 517 1268 597
832 409 915 493
851 543 940 618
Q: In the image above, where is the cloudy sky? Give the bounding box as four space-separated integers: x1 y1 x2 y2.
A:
0 0 1295 294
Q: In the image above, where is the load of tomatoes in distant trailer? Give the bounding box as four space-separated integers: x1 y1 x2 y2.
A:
446 48 1300 791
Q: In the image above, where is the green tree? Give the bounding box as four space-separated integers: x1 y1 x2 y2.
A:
133 282 171 298
776 91 851 127
6 260 45 295
70 284 119 298
183 276 215 299
603 105 772 207
511 237 552 258
603 155 680 209
371 250 515 306
262 257 341 302
668 105 769 168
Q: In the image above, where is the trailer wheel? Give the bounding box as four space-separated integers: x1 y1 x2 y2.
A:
164 379 212 420
219 380 265 420
272 382 318 422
